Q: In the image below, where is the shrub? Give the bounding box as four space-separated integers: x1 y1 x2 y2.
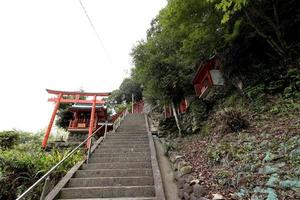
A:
215 107 250 134
0 131 19 149
0 148 83 200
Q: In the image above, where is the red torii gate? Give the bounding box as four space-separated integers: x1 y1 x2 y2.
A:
42 89 110 148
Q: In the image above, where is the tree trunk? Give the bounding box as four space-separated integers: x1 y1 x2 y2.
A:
171 101 182 137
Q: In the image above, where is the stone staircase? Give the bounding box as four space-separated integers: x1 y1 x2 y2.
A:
51 114 164 200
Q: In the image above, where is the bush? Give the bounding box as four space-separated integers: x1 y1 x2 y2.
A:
215 107 250 134
0 146 83 199
0 131 19 149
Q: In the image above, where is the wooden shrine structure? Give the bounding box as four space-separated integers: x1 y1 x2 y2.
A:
192 55 224 98
42 89 110 148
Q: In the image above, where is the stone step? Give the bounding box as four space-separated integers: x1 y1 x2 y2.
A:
112 132 148 136
89 156 151 163
67 176 154 187
105 135 148 138
117 129 146 132
74 169 153 178
99 144 149 148
91 152 151 158
58 198 156 200
103 141 149 145
103 140 149 144
59 186 155 198
81 162 152 170
95 148 150 153
106 134 148 137
117 129 147 133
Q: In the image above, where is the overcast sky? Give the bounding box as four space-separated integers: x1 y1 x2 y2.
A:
0 0 167 132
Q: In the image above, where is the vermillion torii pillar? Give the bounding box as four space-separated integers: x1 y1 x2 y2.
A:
42 89 110 148
41 93 63 148
86 95 96 149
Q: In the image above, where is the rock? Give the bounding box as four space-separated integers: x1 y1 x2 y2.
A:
178 160 188 170
266 174 280 188
234 188 248 198
175 171 182 181
179 189 184 199
193 183 206 197
190 194 209 200
190 194 197 200
212 193 225 200
183 192 190 200
190 179 200 185
263 152 276 162
266 188 278 200
169 152 182 163
180 165 193 175
279 180 300 189
178 177 186 189
183 183 193 194
252 187 278 200
259 166 278 175
290 148 300 159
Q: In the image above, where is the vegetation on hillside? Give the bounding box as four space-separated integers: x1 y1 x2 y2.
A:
110 0 300 107
0 131 83 200
109 0 300 199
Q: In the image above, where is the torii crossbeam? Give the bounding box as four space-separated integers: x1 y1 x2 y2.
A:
42 89 110 148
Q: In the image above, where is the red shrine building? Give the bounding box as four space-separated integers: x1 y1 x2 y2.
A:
192 55 224 98
67 103 109 142
43 89 110 148
163 100 188 118
163 55 225 119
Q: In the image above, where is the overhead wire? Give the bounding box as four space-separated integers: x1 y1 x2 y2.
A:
78 0 113 66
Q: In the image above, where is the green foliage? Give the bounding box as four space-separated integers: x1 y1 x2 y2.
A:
283 68 300 99
215 107 249 134
208 0 248 23
0 131 19 149
131 0 224 104
128 0 300 108
119 78 143 103
56 109 73 130
0 131 84 200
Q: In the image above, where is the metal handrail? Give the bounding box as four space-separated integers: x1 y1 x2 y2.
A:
16 124 106 200
112 108 128 131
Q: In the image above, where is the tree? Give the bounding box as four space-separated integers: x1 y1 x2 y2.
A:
210 0 300 57
119 78 143 103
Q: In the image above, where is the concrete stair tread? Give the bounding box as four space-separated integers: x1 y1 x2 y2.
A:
60 186 155 198
92 153 150 157
67 176 154 187
52 114 163 200
88 157 150 163
75 169 153 178
70 176 153 180
58 198 156 200
81 162 152 170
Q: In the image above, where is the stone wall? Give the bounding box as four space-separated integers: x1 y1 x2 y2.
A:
68 132 88 143
167 150 209 200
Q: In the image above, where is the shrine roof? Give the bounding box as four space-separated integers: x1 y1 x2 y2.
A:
68 103 105 111
192 55 219 84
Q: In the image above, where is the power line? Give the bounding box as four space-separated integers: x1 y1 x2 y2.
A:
78 0 113 66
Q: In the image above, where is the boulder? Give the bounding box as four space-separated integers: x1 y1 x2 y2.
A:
193 183 206 197
183 183 193 194
212 193 225 200
180 165 193 175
